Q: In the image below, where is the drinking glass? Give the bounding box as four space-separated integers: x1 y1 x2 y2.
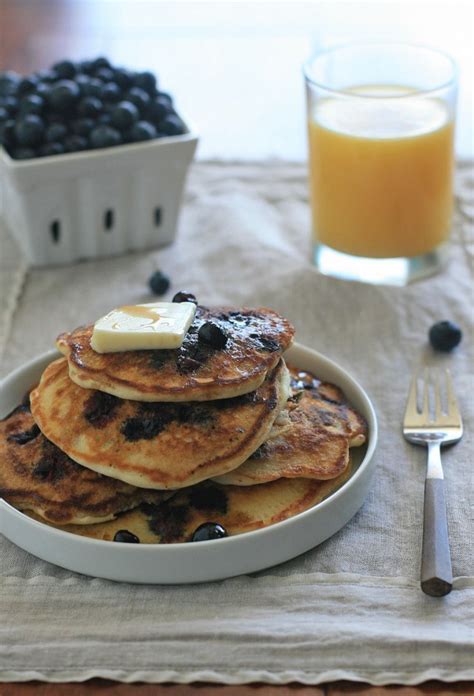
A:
304 43 457 285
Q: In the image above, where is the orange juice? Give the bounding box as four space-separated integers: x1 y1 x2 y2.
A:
308 87 454 258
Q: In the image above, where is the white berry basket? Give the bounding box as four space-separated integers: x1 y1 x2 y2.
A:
0 122 198 267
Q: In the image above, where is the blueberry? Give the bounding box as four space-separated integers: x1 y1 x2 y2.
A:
2 96 18 116
81 77 103 99
52 59 76 79
160 114 186 136
64 134 88 152
39 141 65 157
149 270 170 295
13 147 36 160
198 322 228 349
133 71 157 95
110 100 139 130
19 94 44 115
172 291 197 304
97 113 112 126
45 122 68 143
71 117 94 136
95 67 114 83
0 119 16 146
157 91 172 105
77 60 94 75
33 83 50 99
130 120 157 142
49 79 80 111
127 86 150 112
0 107 8 122
429 321 462 352
101 81 121 102
113 68 134 90
147 96 173 123
15 115 45 147
35 69 58 83
191 522 227 542
113 529 140 543
17 76 38 96
90 124 121 148
92 57 112 72
78 96 103 117
0 71 20 97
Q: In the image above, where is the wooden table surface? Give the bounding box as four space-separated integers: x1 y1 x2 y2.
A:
0 2 472 694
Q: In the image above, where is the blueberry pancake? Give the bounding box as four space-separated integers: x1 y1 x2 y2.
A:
213 366 367 486
30 358 291 490
56 305 295 402
32 465 353 543
0 403 167 525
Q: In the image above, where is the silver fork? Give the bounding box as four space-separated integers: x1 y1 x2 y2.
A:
403 368 463 597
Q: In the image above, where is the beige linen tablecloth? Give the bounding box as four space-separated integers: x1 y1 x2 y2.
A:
0 161 473 684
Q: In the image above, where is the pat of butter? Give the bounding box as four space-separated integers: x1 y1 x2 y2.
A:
90 302 196 353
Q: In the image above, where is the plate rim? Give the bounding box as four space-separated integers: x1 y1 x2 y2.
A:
0 343 378 553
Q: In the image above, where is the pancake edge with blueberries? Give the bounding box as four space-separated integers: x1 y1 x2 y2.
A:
28 464 354 544
0 402 168 525
30 357 291 490
56 304 295 402
213 365 368 486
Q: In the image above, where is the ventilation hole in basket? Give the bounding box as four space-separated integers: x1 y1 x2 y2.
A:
154 207 162 226
104 209 114 231
50 220 61 244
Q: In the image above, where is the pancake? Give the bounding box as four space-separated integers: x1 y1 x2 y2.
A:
213 366 367 486
0 403 167 525
56 305 295 402
30 463 353 543
30 358 291 490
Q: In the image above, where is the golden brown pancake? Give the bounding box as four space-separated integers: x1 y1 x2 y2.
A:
30 463 353 543
213 366 367 486
56 305 295 402
0 403 166 525
30 358 291 490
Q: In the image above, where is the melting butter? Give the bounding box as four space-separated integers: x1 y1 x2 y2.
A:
91 302 196 353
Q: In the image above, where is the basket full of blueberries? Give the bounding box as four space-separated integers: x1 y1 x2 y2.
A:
0 56 187 160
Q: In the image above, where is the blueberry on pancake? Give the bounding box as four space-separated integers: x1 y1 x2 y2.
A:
0 404 166 525
56 305 294 402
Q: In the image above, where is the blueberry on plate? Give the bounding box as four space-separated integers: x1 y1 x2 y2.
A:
45 122 68 143
52 59 76 79
149 270 170 296
95 67 115 83
48 79 80 111
191 522 228 542
130 120 157 142
198 322 228 350
110 100 139 130
0 106 8 122
172 291 197 304
113 529 140 543
126 86 150 112
92 56 111 72
2 95 18 116
147 96 173 124
15 114 45 147
429 321 462 352
17 76 38 96
0 71 19 97
90 124 121 148
113 68 134 90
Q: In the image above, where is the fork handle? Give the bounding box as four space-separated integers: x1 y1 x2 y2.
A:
421 473 453 597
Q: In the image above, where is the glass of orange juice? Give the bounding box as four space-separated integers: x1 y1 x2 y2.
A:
304 43 457 285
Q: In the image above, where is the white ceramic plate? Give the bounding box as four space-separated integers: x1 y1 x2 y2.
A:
0 344 377 584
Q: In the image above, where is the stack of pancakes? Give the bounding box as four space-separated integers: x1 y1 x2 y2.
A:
0 302 367 543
